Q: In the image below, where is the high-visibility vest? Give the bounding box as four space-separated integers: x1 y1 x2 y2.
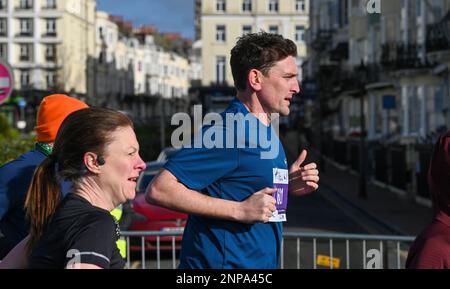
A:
111 205 127 258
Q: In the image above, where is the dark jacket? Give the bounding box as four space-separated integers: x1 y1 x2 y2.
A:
0 148 71 258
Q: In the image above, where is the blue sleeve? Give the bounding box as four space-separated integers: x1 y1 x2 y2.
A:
0 164 13 221
164 125 238 191
0 160 34 221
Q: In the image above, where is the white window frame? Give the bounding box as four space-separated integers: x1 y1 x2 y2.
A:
216 25 226 42
407 86 420 135
46 19 56 35
295 0 305 12
0 18 6 35
46 71 56 88
45 44 55 59
269 0 279 12
20 70 30 86
0 43 7 59
20 44 31 60
295 25 305 42
45 0 56 9
216 56 226 84
20 18 32 35
216 0 226 12
242 25 252 35
269 25 279 34
19 0 32 9
242 0 252 12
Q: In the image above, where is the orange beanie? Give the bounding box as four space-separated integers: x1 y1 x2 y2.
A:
35 94 88 143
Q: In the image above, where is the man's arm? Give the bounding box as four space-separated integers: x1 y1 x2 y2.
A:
146 169 277 224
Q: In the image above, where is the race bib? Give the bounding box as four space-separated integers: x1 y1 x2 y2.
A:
270 168 288 222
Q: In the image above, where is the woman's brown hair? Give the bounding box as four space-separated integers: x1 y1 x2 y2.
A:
25 107 133 252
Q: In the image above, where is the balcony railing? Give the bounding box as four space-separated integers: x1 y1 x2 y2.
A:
311 29 334 52
16 4 33 10
42 4 57 10
17 31 33 37
426 19 450 53
42 32 57 37
45 54 56 62
19 55 31 62
381 42 430 70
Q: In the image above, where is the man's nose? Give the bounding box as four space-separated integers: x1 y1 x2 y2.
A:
292 80 300 93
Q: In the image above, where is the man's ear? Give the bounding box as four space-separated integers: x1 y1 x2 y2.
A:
84 152 102 174
248 69 263 91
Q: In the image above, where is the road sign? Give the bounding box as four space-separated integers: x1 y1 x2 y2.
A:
383 95 396 109
0 61 14 105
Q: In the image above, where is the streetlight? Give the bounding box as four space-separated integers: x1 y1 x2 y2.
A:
356 61 368 199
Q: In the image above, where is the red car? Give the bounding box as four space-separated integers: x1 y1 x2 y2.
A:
129 161 187 251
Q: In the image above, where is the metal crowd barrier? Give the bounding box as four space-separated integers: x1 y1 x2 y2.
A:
121 231 415 269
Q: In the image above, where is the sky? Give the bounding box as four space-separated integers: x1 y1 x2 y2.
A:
97 0 195 40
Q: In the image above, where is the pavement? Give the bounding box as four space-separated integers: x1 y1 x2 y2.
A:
280 130 433 237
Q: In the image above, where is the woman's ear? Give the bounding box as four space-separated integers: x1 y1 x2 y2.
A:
248 69 263 91
84 152 102 174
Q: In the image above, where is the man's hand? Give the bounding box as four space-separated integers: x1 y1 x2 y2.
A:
289 150 319 196
237 188 277 224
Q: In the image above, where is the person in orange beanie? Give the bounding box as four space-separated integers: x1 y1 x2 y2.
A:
0 94 88 259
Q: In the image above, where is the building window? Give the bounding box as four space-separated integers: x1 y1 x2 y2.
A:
44 0 56 9
295 25 305 42
216 56 226 84
338 0 349 27
19 0 32 9
269 0 279 12
0 18 6 36
296 0 305 12
242 25 252 35
0 43 7 60
408 86 420 134
98 27 105 41
216 0 226 12
45 44 56 61
0 0 6 10
20 70 30 87
19 18 33 36
416 0 422 17
269 25 279 34
216 25 226 42
45 19 56 36
242 0 252 12
98 51 105 64
46 71 56 88
19 44 32 61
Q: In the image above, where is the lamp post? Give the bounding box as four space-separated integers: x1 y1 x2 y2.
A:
357 61 368 199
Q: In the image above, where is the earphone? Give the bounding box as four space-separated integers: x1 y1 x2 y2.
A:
97 156 105 166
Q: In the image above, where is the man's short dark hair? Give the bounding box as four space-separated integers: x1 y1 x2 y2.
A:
230 32 297 91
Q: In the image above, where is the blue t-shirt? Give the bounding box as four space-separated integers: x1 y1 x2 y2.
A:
0 148 72 254
164 97 288 269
